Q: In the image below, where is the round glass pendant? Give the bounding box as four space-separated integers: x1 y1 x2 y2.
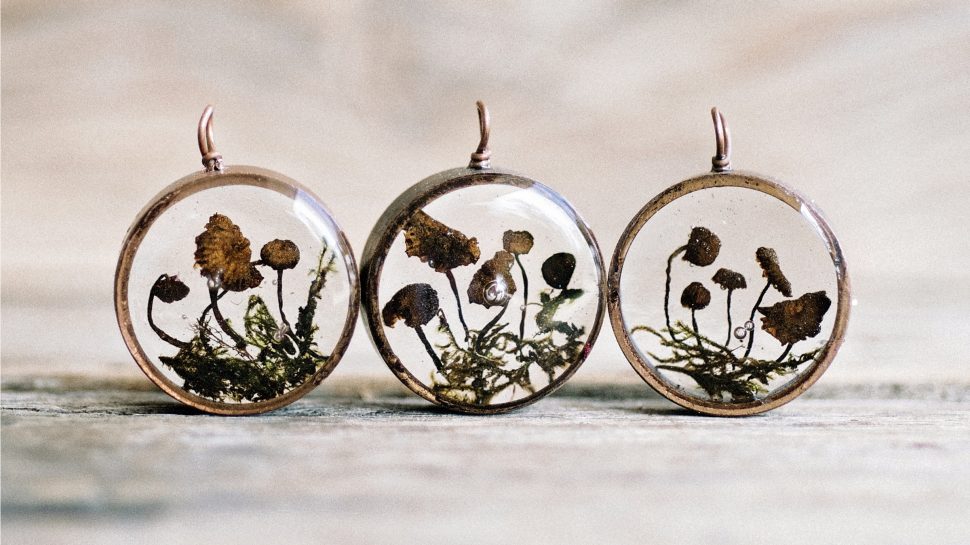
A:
361 102 605 414
114 107 359 415
608 109 850 416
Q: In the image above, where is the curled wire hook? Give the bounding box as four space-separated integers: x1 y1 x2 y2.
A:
469 100 492 170
198 105 224 172
711 107 731 172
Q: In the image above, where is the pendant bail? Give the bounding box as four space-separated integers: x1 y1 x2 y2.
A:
198 105 224 173
468 100 492 170
711 107 731 173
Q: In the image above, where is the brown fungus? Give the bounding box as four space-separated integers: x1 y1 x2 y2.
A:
680 281 711 340
712 268 747 346
383 283 440 329
467 251 517 309
503 230 535 343
147 274 190 349
194 213 262 292
153 274 190 303
261 239 300 270
403 210 480 273
681 282 711 310
541 252 577 290
712 268 747 291
758 291 831 347
502 230 534 255
193 214 261 348
383 283 443 371
755 247 792 298
403 210 479 338
260 239 301 328
683 227 721 267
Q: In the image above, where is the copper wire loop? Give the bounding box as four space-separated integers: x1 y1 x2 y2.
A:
198 105 224 172
468 100 492 169
711 107 731 172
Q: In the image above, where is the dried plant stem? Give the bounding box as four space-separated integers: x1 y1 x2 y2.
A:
476 303 509 353
515 254 529 344
201 288 227 321
147 290 189 349
664 246 687 340
690 309 703 352
776 342 794 362
445 269 470 339
275 270 290 328
744 281 771 359
415 325 443 371
209 287 248 348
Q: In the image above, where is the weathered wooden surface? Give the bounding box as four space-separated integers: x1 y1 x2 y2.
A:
3 377 969 545
4 1 970 544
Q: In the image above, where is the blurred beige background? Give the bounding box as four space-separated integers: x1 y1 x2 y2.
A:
3 0 969 384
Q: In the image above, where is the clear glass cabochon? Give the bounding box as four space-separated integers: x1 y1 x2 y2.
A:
116 166 357 414
364 170 605 412
611 172 848 415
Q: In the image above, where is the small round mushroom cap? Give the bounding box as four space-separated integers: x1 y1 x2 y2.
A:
260 239 300 270
712 268 747 291
756 247 792 297
680 281 712 310
683 227 721 267
403 210 480 273
541 252 577 290
467 251 517 308
194 213 261 292
383 283 440 328
153 275 190 303
758 291 831 345
502 230 534 255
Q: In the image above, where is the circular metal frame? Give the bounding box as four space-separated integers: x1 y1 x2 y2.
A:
607 170 850 416
114 165 360 415
361 166 607 414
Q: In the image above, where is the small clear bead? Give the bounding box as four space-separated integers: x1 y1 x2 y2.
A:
744 320 754 331
733 326 747 340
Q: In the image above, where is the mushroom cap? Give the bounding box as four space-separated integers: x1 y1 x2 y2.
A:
680 281 712 310
260 239 301 270
502 230 534 255
758 291 831 345
683 227 721 267
467 251 517 308
153 274 190 303
712 268 747 291
756 247 793 297
383 283 440 328
541 252 576 290
194 213 262 292
403 210 480 273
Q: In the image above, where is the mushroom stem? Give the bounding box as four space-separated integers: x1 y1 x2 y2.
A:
209 287 248 349
475 302 509 354
664 245 687 339
744 281 771 359
414 325 443 371
445 269 470 339
514 254 529 343
147 290 190 349
276 269 290 328
200 288 227 321
724 289 735 347
690 309 703 350
775 342 794 362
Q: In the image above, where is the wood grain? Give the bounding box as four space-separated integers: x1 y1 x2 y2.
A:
3 377 969 545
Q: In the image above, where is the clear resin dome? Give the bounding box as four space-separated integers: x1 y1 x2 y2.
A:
363 169 605 412
610 172 849 415
116 166 357 413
